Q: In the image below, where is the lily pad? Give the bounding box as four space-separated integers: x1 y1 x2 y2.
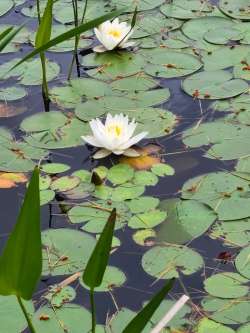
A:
142 245 204 279
107 164 134 185
219 0 250 21
80 266 126 292
235 246 250 279
182 70 248 99
158 199 217 244
42 229 96 276
182 172 250 220
195 318 235 333
204 272 249 298
0 1 13 17
128 209 167 229
144 49 202 78
32 304 91 333
41 163 70 174
0 295 33 333
0 86 27 101
209 219 250 247
202 297 250 325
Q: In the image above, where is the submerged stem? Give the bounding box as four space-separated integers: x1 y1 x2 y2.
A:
68 0 89 80
17 295 36 333
90 288 96 333
40 52 50 111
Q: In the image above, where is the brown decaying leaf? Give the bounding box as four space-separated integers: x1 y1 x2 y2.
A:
0 172 27 189
120 144 162 170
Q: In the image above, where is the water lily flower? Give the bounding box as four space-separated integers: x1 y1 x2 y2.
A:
81 113 148 159
93 18 135 53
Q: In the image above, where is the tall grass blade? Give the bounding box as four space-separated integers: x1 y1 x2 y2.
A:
83 208 116 288
35 0 53 47
0 24 25 52
0 167 42 300
11 8 125 70
122 279 175 333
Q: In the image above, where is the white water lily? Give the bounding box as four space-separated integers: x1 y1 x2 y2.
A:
81 114 148 159
93 18 135 53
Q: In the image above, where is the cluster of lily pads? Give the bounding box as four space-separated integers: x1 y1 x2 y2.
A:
1 0 250 332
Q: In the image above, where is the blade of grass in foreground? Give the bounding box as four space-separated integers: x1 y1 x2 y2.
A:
122 279 175 333
0 24 25 52
83 208 116 333
11 8 126 70
0 167 42 299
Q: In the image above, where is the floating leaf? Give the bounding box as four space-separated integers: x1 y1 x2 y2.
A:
195 317 235 333
182 70 248 99
204 272 249 299
41 163 70 174
107 164 134 185
142 245 204 279
81 265 126 292
219 0 250 21
32 304 92 333
235 246 250 279
158 199 217 244
128 210 167 229
42 229 96 276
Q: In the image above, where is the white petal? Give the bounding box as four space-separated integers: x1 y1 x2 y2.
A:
119 131 148 150
120 41 136 49
123 148 141 157
81 135 102 147
113 150 125 155
93 149 111 159
93 45 107 53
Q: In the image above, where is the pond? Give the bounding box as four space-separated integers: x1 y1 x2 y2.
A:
0 0 250 332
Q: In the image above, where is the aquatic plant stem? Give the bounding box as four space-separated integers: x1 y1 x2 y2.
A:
68 0 89 80
90 288 96 333
36 0 41 23
17 296 36 333
40 52 50 111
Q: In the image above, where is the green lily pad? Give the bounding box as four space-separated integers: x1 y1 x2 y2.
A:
158 199 217 244
68 200 130 233
51 176 81 192
0 86 27 101
209 219 250 247
0 295 33 333
40 190 55 206
151 163 175 177
235 246 250 279
20 111 68 132
128 209 167 229
44 285 76 308
111 0 165 12
144 49 202 78
219 0 250 21
0 1 13 17
204 27 244 45
160 0 215 19
132 229 156 246
182 16 235 42
202 297 250 325
204 272 249 298
41 163 70 174
202 45 250 71
107 164 134 185
182 172 250 220
195 318 235 333
142 245 204 279
80 266 126 292
0 58 60 85
133 170 158 186
32 304 91 333
81 51 145 80
182 70 248 99
42 229 96 276
127 196 159 214
111 183 145 201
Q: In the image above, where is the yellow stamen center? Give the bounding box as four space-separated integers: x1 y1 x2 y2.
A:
108 28 122 38
107 125 122 137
